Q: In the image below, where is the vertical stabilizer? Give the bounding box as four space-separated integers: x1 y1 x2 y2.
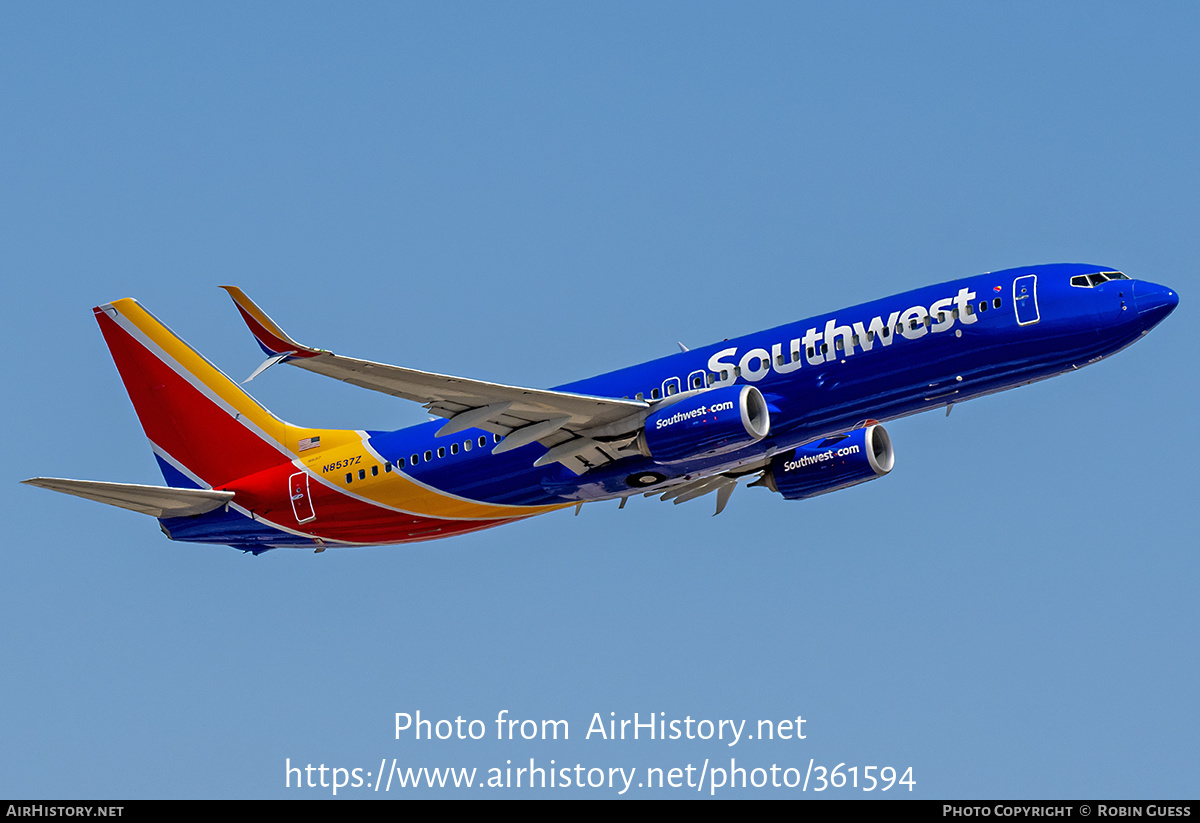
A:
94 299 295 489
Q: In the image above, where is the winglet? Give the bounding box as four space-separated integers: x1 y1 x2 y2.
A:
219 286 321 360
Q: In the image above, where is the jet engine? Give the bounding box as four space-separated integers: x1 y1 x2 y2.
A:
758 424 894 500
637 385 770 464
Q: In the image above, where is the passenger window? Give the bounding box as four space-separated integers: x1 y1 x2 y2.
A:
651 389 660 399
358 469 366 480
385 462 392 472
411 454 419 465
424 450 432 461
345 473 352 484
371 465 378 476
993 297 1002 308
979 301 987 312
479 436 487 447
437 447 445 458
451 443 459 455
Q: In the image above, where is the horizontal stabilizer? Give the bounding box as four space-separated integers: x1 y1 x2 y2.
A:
22 478 234 518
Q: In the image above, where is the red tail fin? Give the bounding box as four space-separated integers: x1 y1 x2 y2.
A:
94 299 297 489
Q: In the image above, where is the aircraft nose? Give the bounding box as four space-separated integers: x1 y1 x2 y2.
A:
1134 281 1179 326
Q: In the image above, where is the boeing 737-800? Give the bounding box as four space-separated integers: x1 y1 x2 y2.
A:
23 263 1177 552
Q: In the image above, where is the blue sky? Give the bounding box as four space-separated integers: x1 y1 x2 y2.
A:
3 3 1197 798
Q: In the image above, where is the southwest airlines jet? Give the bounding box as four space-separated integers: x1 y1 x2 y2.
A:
24 264 1177 553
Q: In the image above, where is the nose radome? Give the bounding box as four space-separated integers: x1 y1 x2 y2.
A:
1135 282 1179 323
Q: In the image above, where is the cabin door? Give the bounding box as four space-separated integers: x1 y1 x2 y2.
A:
1013 274 1040 326
289 471 316 524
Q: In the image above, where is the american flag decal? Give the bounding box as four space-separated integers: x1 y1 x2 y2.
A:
298 436 320 452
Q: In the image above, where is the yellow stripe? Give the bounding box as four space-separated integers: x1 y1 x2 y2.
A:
111 298 363 457
115 298 565 520
357 473 568 519
368 474 567 519
301 438 569 519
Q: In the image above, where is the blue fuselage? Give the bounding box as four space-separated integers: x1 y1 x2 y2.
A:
362 263 1177 506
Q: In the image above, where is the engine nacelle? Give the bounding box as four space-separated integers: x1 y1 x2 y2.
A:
760 424 894 500
639 385 770 464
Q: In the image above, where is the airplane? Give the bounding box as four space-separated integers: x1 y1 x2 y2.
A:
23 263 1177 553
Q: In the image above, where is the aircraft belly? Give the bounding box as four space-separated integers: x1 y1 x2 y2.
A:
160 499 520 548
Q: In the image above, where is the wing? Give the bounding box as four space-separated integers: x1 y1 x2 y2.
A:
220 287 650 474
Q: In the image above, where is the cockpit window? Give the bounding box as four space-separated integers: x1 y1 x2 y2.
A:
1071 271 1129 288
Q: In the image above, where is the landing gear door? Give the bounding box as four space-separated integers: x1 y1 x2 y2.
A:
289 471 316 524
1014 274 1040 326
